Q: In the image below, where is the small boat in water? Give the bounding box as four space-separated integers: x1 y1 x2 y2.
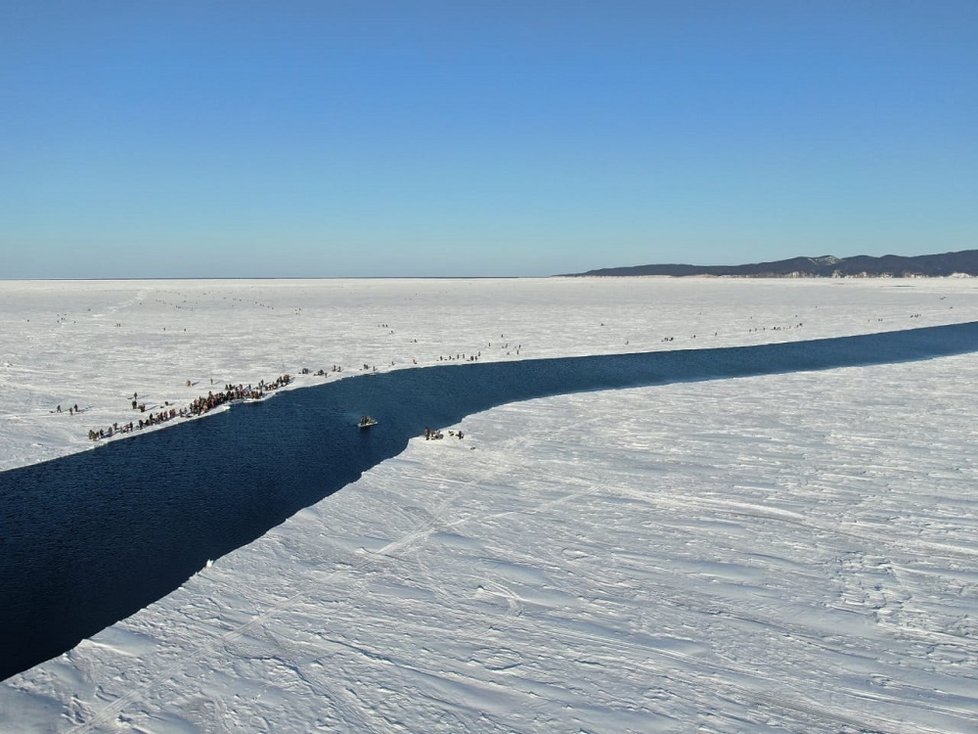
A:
358 415 378 429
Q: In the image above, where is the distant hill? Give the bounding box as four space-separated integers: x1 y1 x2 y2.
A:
562 250 978 278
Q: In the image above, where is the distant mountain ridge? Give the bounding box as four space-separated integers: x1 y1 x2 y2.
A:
563 250 978 278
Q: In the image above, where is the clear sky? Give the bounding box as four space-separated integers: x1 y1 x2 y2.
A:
2 1 976 278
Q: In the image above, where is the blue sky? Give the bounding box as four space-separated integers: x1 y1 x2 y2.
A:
2 1 976 277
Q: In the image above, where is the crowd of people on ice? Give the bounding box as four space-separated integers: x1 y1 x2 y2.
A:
84 374 292 441
65 318 806 444
423 426 463 441
64 315 823 444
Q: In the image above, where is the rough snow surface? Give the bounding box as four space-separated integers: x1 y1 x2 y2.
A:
2 277 978 732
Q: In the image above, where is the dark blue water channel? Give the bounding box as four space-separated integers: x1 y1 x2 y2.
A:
3 321 978 680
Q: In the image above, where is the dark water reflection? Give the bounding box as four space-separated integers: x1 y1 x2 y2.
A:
3 321 978 680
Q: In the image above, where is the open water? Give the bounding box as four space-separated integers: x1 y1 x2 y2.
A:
2 321 978 680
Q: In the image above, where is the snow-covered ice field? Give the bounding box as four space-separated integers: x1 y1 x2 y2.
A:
1 276 974 472
2 277 978 732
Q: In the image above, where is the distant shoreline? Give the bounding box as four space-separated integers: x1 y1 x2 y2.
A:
560 249 978 278
3 273 976 283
